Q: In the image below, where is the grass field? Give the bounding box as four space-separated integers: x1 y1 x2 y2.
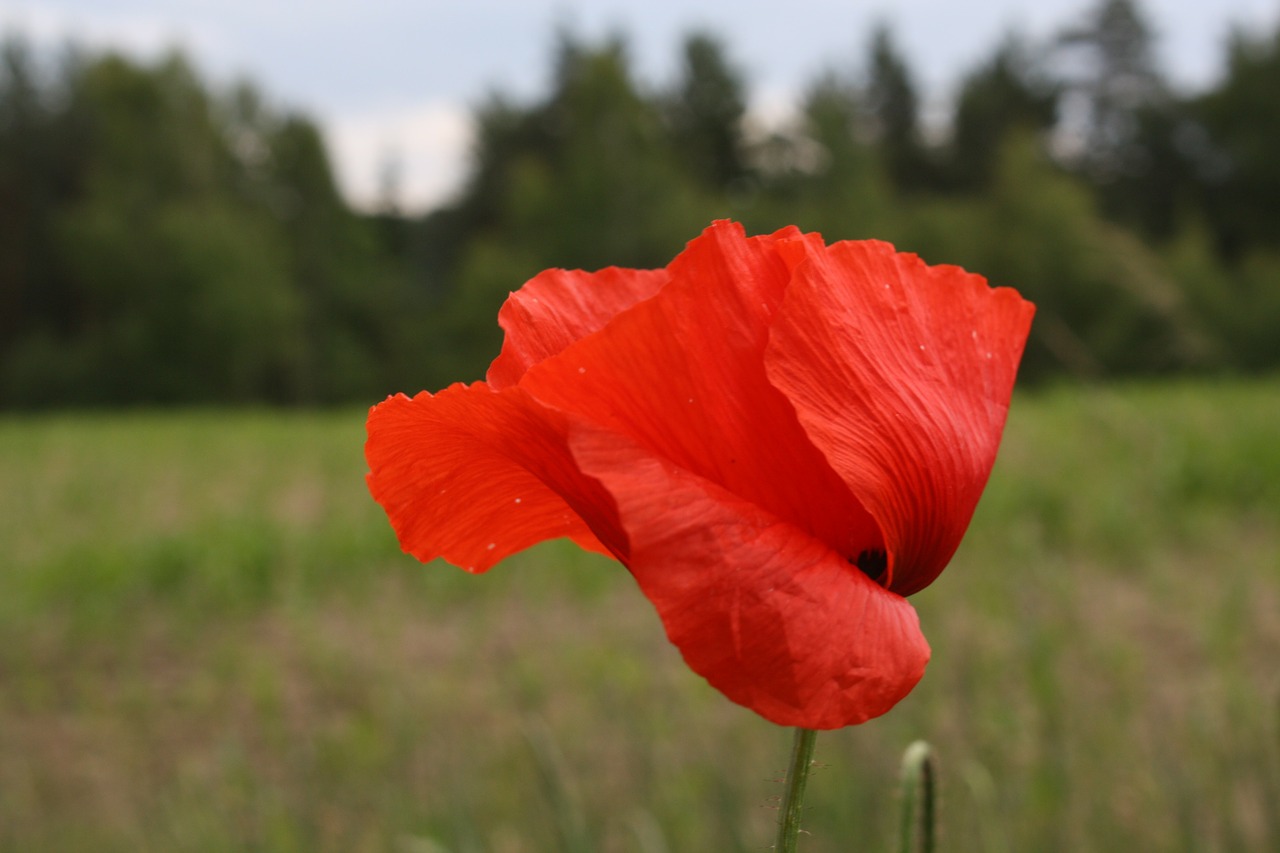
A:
1 379 1278 852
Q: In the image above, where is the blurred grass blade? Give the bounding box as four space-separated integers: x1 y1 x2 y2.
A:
520 714 591 853
898 740 937 853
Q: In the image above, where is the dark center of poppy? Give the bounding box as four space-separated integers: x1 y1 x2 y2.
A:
851 548 888 583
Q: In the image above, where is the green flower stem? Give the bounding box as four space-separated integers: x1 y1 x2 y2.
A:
774 727 819 852
897 740 937 853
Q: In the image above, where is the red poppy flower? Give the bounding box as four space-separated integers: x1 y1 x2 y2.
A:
366 221 1034 730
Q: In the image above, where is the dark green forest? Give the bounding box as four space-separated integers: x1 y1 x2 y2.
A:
2 0 1278 408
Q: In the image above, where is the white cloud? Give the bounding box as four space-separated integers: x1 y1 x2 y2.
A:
1 4 230 63
325 101 473 214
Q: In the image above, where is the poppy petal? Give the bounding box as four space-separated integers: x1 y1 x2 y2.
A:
571 424 930 729
487 266 669 389
365 385 627 572
766 241 1034 595
519 221 883 563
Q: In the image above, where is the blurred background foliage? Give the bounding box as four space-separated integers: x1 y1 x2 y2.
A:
2 0 1279 406
2 3 1278 850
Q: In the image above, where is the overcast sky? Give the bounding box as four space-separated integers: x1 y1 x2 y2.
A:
3 0 1277 211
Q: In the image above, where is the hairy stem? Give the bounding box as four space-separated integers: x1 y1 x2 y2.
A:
774 727 819 852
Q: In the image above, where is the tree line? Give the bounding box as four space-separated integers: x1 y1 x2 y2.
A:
2 0 1278 407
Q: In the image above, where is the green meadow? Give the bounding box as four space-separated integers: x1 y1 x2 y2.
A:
2 378 1277 852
